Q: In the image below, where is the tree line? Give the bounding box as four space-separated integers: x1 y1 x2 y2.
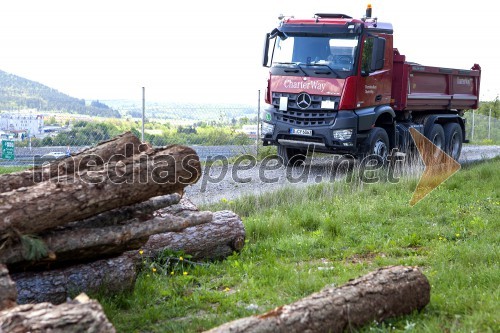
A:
17 120 253 147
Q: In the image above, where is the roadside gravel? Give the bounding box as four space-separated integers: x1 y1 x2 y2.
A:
185 145 500 206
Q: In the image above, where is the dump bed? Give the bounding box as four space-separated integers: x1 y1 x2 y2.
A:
391 50 481 112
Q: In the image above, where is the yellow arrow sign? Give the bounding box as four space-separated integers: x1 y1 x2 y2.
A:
409 127 461 206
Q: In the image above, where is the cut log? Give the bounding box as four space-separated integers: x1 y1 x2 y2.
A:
0 144 201 237
0 293 115 333
142 210 246 260
162 196 200 216
3 210 213 270
12 255 138 305
1 193 181 268
0 131 145 193
66 192 182 229
11 208 244 304
204 266 430 333
0 264 17 310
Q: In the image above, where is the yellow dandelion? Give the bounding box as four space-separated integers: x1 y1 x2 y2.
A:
139 249 144 255
170 271 175 275
224 287 230 292
152 267 157 273
183 271 188 276
179 256 184 261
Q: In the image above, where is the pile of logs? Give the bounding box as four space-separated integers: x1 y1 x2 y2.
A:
0 132 246 330
0 132 431 331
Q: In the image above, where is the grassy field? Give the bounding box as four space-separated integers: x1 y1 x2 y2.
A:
0 166 26 174
99 158 499 332
2 156 480 331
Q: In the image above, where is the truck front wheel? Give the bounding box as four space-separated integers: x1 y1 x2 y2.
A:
277 146 306 167
361 127 390 161
443 122 462 161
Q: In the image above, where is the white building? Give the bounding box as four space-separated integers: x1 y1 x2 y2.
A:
240 124 258 139
0 112 44 138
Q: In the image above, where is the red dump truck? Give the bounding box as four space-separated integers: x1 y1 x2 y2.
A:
260 5 481 164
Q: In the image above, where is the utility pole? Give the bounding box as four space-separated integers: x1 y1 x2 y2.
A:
257 89 261 157
488 107 492 140
471 109 475 141
142 87 145 143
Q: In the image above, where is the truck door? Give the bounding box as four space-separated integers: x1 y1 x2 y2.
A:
356 35 392 111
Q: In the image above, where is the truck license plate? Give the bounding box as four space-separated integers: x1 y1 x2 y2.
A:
290 128 312 136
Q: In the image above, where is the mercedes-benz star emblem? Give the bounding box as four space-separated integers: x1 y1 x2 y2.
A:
296 92 312 110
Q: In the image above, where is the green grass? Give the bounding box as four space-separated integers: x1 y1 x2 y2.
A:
99 158 499 332
0 166 26 174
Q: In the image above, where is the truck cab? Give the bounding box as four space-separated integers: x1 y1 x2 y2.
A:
261 7 480 165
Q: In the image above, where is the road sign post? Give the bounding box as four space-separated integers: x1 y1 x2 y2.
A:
1 140 15 160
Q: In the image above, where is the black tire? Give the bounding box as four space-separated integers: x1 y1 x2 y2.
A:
443 122 463 161
426 123 445 155
277 145 306 167
361 127 390 161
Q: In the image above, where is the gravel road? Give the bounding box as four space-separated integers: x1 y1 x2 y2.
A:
184 145 500 206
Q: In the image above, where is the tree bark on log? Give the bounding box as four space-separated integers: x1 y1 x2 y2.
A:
0 144 200 237
3 211 213 270
11 255 138 305
11 209 244 305
66 192 182 229
0 264 17 311
0 131 145 193
142 210 246 260
1 193 181 267
204 266 430 333
0 293 115 333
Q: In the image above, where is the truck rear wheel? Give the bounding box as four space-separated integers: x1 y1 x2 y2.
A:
277 146 306 167
426 123 445 153
443 122 462 161
360 127 389 162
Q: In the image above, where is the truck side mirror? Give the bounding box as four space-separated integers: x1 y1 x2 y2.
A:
370 37 386 71
263 33 271 67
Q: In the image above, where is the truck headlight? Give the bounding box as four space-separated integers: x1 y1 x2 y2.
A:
333 129 353 141
261 122 274 137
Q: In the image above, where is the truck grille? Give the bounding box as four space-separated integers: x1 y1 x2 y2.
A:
272 92 338 127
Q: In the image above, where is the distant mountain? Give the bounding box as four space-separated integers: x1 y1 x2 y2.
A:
0 70 120 118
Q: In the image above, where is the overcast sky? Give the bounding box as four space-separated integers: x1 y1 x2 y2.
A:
1 0 498 105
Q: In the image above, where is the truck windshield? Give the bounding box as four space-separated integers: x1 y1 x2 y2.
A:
272 35 358 74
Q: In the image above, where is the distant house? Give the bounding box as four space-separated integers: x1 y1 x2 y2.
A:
240 125 258 139
0 130 14 140
43 125 63 133
0 112 44 138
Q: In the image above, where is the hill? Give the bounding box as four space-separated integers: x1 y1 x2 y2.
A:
0 70 120 118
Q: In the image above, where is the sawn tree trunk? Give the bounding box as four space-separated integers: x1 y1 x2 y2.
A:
204 266 430 333
0 131 145 193
0 293 115 333
0 264 17 311
0 144 200 237
11 208 246 304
